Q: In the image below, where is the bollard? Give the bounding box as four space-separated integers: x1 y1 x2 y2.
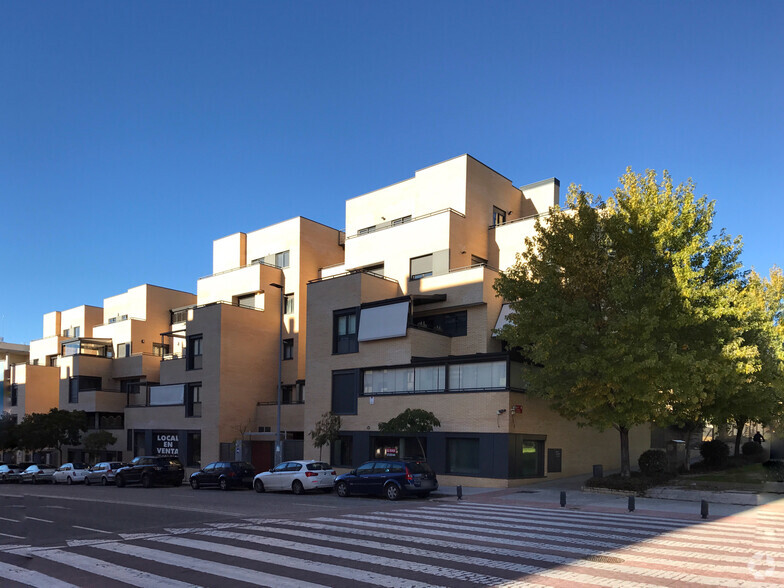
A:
560 491 566 507
628 496 635 512
701 500 709 519
456 485 463 500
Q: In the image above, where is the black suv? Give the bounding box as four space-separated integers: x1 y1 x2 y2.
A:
335 459 438 500
189 461 255 490
115 456 184 488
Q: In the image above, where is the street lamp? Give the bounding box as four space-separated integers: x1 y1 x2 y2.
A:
269 282 284 466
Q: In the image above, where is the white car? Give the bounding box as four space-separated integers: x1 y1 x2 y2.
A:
53 462 90 485
253 460 336 494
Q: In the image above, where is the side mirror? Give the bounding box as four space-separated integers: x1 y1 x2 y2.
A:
350 469 357 476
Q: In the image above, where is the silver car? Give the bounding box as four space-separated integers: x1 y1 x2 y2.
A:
0 464 27 483
84 461 126 486
253 460 336 494
53 462 90 485
20 464 57 484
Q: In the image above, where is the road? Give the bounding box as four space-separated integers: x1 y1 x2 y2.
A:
1 481 782 586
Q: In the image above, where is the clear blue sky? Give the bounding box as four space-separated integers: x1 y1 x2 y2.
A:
2 2 782 344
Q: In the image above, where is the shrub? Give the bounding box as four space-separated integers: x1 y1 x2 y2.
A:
741 441 764 457
638 449 668 475
699 439 730 468
584 472 672 493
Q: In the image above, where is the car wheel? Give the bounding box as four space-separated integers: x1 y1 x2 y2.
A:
253 479 265 493
141 474 152 489
66 476 73 485
190 477 200 490
291 480 304 495
336 481 350 498
385 483 401 501
101 477 109 486
219 478 229 491
84 477 91 486
116 475 125 487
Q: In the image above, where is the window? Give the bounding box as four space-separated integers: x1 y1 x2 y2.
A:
152 342 170 357
275 250 290 268
510 437 545 478
48 356 57 367
187 432 201 467
69 376 102 403
391 215 412 226
448 361 506 391
237 294 257 309
63 328 70 337
362 365 446 395
284 294 294 314
357 225 376 235
283 339 294 360
187 335 203 370
333 309 358 354
413 310 467 337
171 309 188 324
10 384 17 407
73 326 81 337
186 384 202 417
32 359 39 365
108 317 117 324
331 370 358 415
492 206 507 227
410 254 433 280
447 438 481 475
117 343 131 358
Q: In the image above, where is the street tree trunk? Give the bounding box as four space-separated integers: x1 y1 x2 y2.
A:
617 425 631 478
734 417 747 457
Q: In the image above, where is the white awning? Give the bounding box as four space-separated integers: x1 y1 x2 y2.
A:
358 301 410 342
493 303 513 336
149 384 185 406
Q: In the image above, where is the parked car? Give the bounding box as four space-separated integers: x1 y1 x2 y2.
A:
53 462 90 485
115 456 184 488
334 459 438 500
84 461 126 486
190 461 255 491
19 464 57 484
0 464 26 483
253 460 336 494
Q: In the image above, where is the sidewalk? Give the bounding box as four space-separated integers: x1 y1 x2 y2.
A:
432 474 784 519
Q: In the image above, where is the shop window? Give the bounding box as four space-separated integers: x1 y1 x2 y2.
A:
446 438 481 475
331 435 353 467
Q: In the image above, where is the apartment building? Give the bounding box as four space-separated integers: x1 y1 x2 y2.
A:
126 217 343 470
8 286 196 463
304 155 649 487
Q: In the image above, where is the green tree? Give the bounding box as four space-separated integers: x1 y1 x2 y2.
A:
0 412 20 453
708 267 784 455
82 430 118 460
378 408 440 460
309 412 341 460
495 169 742 477
18 409 88 461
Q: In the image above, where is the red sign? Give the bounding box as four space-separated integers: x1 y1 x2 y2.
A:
384 447 398 456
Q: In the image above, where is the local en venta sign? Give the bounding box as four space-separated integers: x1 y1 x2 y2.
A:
153 432 179 456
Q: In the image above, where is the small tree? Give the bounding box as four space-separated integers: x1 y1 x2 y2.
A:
18 409 87 463
378 408 440 460
82 430 117 461
309 412 341 460
0 412 20 453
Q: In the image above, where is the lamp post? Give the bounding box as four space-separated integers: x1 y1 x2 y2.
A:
269 282 284 466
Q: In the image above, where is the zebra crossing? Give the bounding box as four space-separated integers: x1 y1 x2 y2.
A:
1 500 782 587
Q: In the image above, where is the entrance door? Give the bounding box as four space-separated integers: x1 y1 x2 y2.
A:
251 441 274 474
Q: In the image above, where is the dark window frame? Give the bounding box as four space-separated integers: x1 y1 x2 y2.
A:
333 309 359 355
